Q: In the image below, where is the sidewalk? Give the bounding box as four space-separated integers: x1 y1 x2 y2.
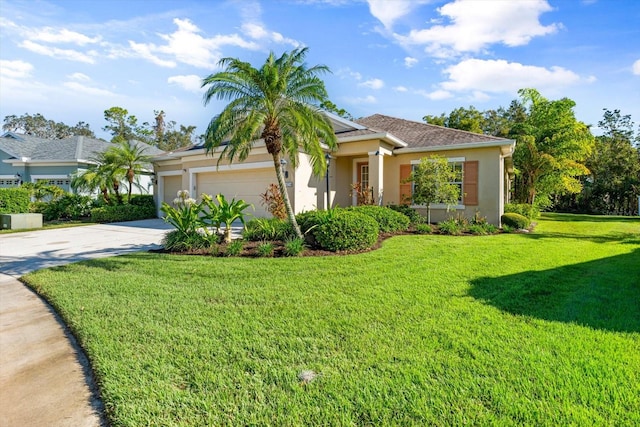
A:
0 219 172 426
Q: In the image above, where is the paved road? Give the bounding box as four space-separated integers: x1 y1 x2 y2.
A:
0 219 172 427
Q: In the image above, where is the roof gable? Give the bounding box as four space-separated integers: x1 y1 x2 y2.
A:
0 133 162 162
354 114 512 150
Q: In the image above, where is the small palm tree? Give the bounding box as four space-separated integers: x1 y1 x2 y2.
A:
107 140 153 203
202 47 338 238
71 151 125 204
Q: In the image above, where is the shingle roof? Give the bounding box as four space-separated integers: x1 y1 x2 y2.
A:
0 132 162 162
354 114 511 149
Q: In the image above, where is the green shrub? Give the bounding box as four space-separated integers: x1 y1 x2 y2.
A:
388 204 426 224
91 204 156 223
129 194 155 207
313 210 379 252
0 187 30 214
504 203 539 220
162 229 214 252
468 224 488 235
501 212 531 229
256 241 275 257
283 237 306 257
244 218 295 241
225 240 244 256
295 209 332 234
346 205 410 233
502 224 515 233
415 223 433 234
31 194 93 221
438 218 464 235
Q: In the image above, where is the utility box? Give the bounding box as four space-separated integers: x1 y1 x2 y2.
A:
1 213 43 230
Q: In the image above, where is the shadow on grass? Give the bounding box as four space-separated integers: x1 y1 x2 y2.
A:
468 248 640 333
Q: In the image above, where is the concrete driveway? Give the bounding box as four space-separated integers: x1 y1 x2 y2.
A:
0 219 172 427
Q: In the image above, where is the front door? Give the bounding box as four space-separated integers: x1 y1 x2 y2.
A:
356 162 372 205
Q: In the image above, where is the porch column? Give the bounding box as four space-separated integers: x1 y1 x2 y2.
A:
368 150 385 206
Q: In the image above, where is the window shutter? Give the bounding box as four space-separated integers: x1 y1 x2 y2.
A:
463 161 478 206
399 164 412 205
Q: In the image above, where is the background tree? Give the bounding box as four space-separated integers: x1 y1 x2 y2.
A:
511 88 594 207
562 109 640 215
202 47 338 238
103 107 153 144
3 113 96 138
423 106 485 134
406 155 461 223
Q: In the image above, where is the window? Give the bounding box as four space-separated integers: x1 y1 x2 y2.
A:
0 179 19 187
400 159 478 207
358 162 369 190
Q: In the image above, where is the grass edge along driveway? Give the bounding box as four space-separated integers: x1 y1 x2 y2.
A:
24 213 640 426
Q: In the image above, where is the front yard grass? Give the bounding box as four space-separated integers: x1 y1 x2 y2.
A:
23 213 640 426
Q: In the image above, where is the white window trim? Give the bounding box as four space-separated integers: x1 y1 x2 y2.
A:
409 156 466 209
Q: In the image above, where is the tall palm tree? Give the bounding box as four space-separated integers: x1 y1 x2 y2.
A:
107 139 153 203
201 47 338 238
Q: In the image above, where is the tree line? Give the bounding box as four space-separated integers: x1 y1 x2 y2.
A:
423 89 640 216
2 107 199 151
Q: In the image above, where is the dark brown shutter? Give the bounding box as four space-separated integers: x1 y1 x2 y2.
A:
463 161 478 206
399 164 412 205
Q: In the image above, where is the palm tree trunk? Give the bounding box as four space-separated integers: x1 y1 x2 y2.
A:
273 155 302 239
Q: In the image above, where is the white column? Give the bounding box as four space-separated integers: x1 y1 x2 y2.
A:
368 151 385 205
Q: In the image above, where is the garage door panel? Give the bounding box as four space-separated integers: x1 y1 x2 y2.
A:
162 175 182 206
196 170 275 217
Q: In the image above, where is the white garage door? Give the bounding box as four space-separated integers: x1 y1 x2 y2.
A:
162 175 182 207
196 169 276 217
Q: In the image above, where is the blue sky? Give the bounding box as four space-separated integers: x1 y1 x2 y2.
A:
1 0 639 140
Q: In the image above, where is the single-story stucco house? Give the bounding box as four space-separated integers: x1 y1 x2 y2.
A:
152 113 515 225
0 132 161 194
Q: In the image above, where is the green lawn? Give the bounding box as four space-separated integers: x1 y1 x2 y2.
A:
24 213 640 426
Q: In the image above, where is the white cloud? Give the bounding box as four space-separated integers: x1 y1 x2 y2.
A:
396 0 559 57
416 89 453 100
63 81 117 97
0 59 33 78
168 75 204 92
241 23 300 47
404 56 418 68
440 59 590 94
633 59 640 75
367 0 428 30
118 18 260 70
19 40 96 63
128 41 177 68
344 95 377 105
358 78 384 89
336 68 362 81
27 27 101 45
67 72 91 82
394 85 408 92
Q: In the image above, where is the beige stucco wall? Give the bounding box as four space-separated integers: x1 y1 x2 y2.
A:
153 138 511 224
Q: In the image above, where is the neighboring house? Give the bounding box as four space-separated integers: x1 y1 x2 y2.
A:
152 113 515 225
0 132 161 195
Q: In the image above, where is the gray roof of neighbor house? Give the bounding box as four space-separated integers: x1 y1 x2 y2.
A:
351 114 513 150
0 132 162 162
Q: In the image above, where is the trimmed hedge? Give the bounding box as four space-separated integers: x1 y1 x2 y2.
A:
91 204 156 223
346 205 410 233
314 210 379 252
0 187 30 214
31 194 93 221
501 212 530 229
388 204 426 225
129 194 155 207
504 203 540 220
